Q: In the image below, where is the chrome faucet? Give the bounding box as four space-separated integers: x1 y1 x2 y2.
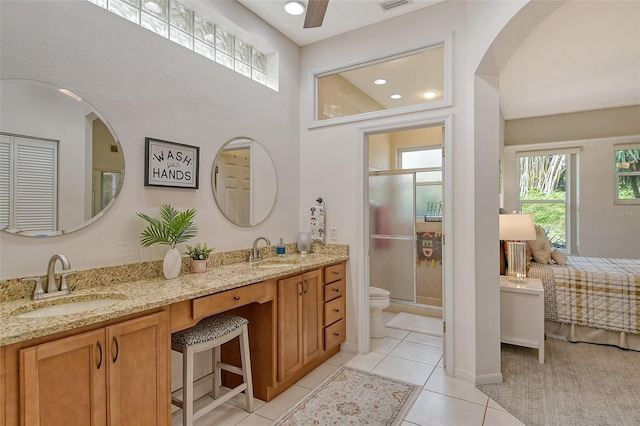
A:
23 254 77 300
250 237 271 262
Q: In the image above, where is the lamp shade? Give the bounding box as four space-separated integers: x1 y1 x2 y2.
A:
499 214 536 241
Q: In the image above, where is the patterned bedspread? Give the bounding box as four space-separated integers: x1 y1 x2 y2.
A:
528 256 640 334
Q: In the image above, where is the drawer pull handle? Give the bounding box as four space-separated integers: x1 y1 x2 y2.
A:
333 333 340 336
333 288 340 293
97 341 103 370
332 271 340 275
234 296 240 301
334 308 340 313
112 336 119 363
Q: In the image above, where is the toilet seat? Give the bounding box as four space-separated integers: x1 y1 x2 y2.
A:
369 286 390 300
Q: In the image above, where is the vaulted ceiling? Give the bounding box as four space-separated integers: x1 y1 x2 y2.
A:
236 0 640 120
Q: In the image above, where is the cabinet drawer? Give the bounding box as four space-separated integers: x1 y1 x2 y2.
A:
325 319 345 349
324 263 345 284
192 283 267 320
324 296 345 326
324 279 345 302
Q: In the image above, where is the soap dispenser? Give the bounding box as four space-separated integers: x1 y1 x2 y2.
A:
277 238 286 256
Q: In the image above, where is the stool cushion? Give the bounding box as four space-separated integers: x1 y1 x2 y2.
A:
172 314 248 347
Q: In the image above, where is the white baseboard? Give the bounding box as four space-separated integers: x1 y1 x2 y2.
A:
475 373 503 385
453 368 503 385
340 341 358 354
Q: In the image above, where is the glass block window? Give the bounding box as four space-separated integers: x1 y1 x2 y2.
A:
87 0 272 88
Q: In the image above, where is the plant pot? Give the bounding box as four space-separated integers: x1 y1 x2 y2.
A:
163 248 182 279
191 259 207 273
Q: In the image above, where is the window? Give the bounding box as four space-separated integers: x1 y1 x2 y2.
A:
87 0 272 88
517 151 578 252
614 144 640 204
399 147 442 220
0 134 58 234
313 35 451 126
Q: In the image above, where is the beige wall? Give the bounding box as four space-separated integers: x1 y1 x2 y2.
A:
92 118 122 172
390 126 443 168
368 133 392 171
505 105 640 145
502 105 640 258
317 74 384 120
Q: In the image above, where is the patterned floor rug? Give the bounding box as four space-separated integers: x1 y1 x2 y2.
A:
386 312 443 336
477 339 640 426
273 367 421 425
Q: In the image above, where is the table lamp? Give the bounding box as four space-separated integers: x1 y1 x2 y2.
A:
499 213 536 283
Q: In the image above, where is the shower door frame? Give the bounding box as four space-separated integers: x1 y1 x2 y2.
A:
368 170 417 304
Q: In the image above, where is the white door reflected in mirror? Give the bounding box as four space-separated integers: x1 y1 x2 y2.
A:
212 137 277 227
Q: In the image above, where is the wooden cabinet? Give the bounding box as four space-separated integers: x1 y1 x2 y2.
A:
277 268 323 382
323 263 346 349
19 311 170 426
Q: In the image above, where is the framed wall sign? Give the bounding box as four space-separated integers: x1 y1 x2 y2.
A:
144 137 199 189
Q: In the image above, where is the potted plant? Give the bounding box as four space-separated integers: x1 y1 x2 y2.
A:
186 242 215 273
137 204 198 279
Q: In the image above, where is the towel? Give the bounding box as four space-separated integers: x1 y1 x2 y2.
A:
309 204 325 242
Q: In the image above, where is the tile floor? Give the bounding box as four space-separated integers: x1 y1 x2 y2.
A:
173 311 524 426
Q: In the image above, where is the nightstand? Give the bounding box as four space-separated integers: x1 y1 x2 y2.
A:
499 275 544 364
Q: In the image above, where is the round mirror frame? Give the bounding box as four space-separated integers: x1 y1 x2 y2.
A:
0 79 125 237
212 137 277 227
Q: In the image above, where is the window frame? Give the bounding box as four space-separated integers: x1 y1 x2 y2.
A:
309 33 452 128
398 146 443 219
516 149 579 254
614 143 640 205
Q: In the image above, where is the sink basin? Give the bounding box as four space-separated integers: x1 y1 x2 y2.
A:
14 298 123 319
256 263 298 269
254 258 299 269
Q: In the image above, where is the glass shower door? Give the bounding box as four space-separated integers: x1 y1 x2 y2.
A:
369 172 415 302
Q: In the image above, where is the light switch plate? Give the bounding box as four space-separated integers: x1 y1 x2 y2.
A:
330 227 338 240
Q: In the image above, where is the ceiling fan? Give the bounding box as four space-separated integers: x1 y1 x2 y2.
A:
303 0 329 28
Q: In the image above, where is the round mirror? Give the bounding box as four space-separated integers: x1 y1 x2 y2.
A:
212 137 277 227
0 79 125 237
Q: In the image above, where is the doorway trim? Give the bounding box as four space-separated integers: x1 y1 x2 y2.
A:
357 114 454 375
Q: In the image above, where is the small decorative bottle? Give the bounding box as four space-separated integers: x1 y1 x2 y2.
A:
277 238 286 256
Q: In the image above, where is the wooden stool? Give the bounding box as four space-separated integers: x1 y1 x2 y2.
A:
171 314 254 425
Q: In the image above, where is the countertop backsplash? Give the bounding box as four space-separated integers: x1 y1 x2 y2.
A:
0 243 348 303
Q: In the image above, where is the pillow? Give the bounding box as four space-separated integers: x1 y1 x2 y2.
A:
527 225 553 264
552 248 567 266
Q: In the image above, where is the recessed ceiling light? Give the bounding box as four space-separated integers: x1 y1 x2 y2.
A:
423 91 438 99
390 94 402 100
374 79 387 85
284 1 305 16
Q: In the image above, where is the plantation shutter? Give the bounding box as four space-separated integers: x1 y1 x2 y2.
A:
0 135 11 228
0 134 58 233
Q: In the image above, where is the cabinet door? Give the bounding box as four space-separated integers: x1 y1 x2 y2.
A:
277 274 303 381
20 329 107 426
302 269 323 363
106 311 169 426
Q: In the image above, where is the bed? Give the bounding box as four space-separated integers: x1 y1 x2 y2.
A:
528 256 640 350
501 224 640 350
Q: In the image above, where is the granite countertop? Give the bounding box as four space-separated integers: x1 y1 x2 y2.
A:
0 253 348 346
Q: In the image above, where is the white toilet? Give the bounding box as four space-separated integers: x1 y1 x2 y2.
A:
369 286 391 338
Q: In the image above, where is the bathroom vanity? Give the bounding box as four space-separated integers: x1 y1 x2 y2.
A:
0 253 348 426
